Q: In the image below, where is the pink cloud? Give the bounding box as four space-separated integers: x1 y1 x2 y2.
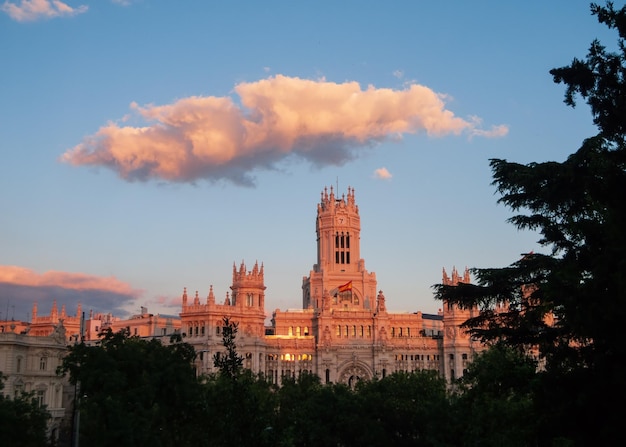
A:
0 265 145 319
1 0 88 22
61 75 508 186
0 265 140 296
373 167 393 180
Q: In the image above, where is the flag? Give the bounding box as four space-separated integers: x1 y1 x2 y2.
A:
338 281 352 293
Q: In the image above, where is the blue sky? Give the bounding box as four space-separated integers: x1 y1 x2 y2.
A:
0 0 613 322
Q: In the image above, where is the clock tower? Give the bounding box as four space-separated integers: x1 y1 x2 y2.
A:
302 186 377 310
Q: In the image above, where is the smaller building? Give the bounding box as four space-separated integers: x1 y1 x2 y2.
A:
0 323 72 442
27 303 181 342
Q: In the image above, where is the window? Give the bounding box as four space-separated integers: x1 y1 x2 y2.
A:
39 357 47 371
16 357 22 373
36 390 45 407
335 232 351 264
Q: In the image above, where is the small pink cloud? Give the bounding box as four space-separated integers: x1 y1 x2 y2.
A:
61 75 508 186
373 167 393 180
1 0 88 22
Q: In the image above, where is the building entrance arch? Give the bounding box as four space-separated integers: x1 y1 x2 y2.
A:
337 361 372 388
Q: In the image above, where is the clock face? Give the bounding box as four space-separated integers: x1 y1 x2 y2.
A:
337 216 345 224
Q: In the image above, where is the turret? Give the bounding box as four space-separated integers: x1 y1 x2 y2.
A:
182 287 188 307
231 260 266 309
207 285 215 305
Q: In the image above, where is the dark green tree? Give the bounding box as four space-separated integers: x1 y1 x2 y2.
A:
213 316 244 379
450 343 538 447
59 328 204 447
273 375 365 447
0 372 51 447
355 371 454 447
203 318 276 446
435 2 626 445
202 370 276 447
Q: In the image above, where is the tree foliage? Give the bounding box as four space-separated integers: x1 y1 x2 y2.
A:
213 316 244 379
0 373 51 447
59 328 204 447
435 2 626 445
451 343 538 447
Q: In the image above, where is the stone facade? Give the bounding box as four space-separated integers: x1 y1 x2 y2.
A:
181 186 483 384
